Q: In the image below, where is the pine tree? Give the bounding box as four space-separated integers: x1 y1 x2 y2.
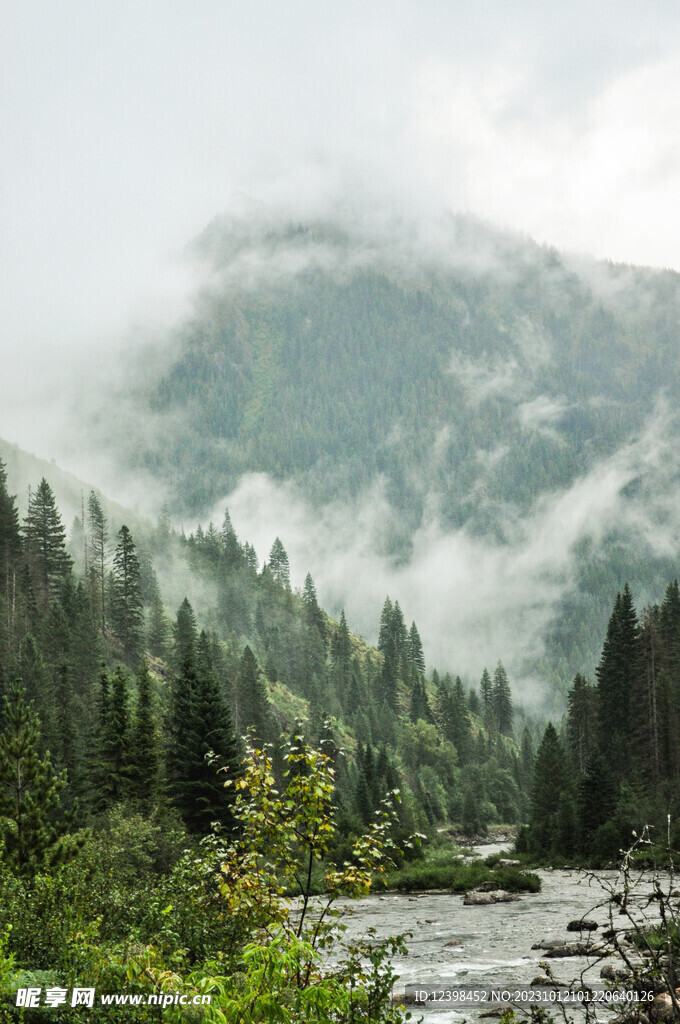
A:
268 537 291 589
529 723 573 855
23 479 72 607
103 665 130 801
330 610 352 709
87 491 108 635
407 621 425 675
578 749 616 854
492 661 513 735
596 585 639 776
303 573 326 645
0 680 69 874
147 587 170 660
479 668 492 711
566 674 598 774
238 645 271 745
190 632 241 831
128 659 160 806
377 597 400 710
173 597 197 671
221 508 242 567
0 459 22 660
409 677 431 722
110 526 144 663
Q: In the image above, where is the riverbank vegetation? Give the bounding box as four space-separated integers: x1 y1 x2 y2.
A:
522 582 680 866
0 460 541 1017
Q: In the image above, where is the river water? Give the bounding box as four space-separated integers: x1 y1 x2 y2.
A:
332 845 654 1022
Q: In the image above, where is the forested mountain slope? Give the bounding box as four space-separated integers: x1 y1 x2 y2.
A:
94 216 680 692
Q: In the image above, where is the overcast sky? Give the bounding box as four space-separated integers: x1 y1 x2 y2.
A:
2 0 680 451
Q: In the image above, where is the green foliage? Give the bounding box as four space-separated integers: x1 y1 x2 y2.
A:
0 680 71 875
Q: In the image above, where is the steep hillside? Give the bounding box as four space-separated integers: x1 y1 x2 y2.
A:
91 217 680 691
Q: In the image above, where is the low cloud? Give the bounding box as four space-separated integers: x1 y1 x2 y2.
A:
205 399 680 702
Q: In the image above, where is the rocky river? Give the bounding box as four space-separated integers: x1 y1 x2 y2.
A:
332 844 663 1022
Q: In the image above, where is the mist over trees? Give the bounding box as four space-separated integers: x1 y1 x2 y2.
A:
93 219 680 698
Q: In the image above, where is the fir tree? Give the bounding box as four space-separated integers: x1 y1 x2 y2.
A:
221 508 242 567
479 668 492 711
407 621 426 675
303 572 326 645
596 585 639 775
110 526 144 663
492 661 513 735
0 459 22 660
147 587 170 660
330 610 352 708
566 674 598 774
268 537 291 589
23 478 72 607
529 723 573 855
128 659 160 806
87 491 108 635
238 645 271 745
0 680 69 874
103 665 130 801
173 597 197 671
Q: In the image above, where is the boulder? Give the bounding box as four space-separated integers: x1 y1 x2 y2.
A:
531 938 567 950
531 975 563 987
567 919 598 932
497 859 521 868
545 941 607 958
444 938 462 947
463 889 520 905
601 964 631 982
650 991 680 1023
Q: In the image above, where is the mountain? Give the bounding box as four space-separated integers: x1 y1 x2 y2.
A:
0 436 147 537
91 215 680 694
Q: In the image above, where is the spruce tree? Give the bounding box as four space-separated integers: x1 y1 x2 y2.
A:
330 610 352 708
596 585 639 776
407 621 426 675
0 459 22 660
110 526 144 663
268 537 291 589
173 597 197 671
87 491 108 635
529 723 573 855
492 661 513 735
23 478 72 607
0 680 68 874
303 573 326 645
103 665 130 801
566 674 598 774
238 645 271 745
221 508 242 567
147 588 171 660
128 659 160 806
479 668 492 711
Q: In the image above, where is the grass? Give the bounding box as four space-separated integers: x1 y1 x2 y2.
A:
378 854 540 894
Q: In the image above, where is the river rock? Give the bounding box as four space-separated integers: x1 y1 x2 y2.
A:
545 940 607 957
497 859 521 868
567 918 598 932
444 938 462 946
532 938 567 950
463 889 520 905
650 991 680 1022
531 975 563 987
601 964 631 982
